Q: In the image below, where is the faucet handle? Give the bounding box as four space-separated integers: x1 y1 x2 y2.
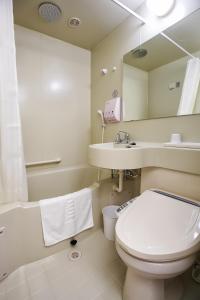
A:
114 132 121 143
114 131 130 144
119 131 130 143
125 132 130 143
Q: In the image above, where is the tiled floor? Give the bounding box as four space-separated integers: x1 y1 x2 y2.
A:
0 230 199 300
0 230 125 300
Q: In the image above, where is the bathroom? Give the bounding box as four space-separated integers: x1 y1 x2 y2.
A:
0 0 200 299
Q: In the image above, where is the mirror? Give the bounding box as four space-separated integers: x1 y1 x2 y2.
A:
122 9 200 121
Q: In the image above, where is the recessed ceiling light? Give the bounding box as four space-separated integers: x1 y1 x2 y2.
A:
68 17 81 28
146 0 175 17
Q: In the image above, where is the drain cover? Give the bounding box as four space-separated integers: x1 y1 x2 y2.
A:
68 250 81 261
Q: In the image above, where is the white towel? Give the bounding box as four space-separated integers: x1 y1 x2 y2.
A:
39 188 94 246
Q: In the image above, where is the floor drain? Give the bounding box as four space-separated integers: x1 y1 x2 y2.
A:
68 250 81 261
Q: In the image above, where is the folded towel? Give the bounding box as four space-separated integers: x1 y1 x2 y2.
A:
39 188 94 246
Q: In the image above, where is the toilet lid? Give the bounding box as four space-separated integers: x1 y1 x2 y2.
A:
116 190 200 261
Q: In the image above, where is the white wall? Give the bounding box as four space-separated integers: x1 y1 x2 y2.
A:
123 64 148 121
15 25 91 200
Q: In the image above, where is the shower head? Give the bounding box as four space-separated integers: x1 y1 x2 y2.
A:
132 48 148 58
97 110 106 128
38 2 62 22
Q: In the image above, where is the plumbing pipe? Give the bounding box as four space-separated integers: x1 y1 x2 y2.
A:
113 170 124 193
97 168 101 183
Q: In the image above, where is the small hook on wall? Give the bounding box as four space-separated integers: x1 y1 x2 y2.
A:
112 89 119 98
112 66 117 72
101 68 108 75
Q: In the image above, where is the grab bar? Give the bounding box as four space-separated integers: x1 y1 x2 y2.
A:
25 158 61 168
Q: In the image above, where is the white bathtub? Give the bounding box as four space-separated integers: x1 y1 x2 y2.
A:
0 165 101 280
27 164 97 201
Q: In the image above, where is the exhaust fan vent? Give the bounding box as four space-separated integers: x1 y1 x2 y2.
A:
131 48 148 58
38 2 62 22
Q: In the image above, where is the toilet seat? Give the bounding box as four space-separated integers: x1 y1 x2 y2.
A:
116 190 200 262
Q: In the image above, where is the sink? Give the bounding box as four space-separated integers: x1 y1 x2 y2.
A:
88 142 200 174
88 142 147 169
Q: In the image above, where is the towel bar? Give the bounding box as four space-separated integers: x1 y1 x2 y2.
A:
25 158 61 168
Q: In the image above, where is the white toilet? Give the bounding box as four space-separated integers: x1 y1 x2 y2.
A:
115 190 200 300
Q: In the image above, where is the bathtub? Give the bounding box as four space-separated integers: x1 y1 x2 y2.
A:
0 165 101 281
27 164 97 201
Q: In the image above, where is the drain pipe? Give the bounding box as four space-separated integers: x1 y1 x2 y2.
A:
113 170 124 193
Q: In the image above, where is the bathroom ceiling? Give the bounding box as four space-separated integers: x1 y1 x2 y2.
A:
13 0 144 50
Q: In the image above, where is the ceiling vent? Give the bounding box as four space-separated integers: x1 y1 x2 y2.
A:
68 17 81 28
38 2 62 22
132 48 148 58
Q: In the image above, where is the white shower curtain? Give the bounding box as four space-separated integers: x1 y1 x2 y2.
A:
0 0 28 202
177 57 200 115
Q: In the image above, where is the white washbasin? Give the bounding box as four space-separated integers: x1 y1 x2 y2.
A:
88 142 200 174
88 142 155 169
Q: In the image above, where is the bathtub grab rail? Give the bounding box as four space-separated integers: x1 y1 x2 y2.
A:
25 158 61 168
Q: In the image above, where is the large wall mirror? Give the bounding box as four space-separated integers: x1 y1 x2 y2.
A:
123 9 200 121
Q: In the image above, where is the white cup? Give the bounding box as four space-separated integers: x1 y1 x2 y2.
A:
170 133 182 144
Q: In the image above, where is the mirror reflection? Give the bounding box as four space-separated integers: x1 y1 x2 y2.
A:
122 9 200 121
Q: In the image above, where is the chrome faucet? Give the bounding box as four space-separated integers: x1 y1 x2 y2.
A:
114 131 130 144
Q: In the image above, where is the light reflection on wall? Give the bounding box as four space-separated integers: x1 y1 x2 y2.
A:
50 81 62 92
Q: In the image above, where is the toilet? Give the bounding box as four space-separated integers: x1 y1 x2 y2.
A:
115 190 200 300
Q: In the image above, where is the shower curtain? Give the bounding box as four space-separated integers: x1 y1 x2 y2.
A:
0 0 28 202
177 57 200 115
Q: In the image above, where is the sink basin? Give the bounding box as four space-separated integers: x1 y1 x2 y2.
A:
88 142 200 174
88 142 148 169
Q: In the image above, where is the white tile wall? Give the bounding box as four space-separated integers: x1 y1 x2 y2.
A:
15 25 91 169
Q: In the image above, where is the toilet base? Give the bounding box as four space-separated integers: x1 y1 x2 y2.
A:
123 268 183 300
165 277 183 300
123 268 164 300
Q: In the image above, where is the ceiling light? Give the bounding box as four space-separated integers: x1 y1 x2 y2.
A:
146 0 175 17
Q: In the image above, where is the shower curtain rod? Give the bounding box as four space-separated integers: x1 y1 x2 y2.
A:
110 0 195 59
